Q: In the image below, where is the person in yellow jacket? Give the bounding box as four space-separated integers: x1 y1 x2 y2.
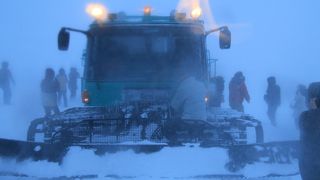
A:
56 68 68 107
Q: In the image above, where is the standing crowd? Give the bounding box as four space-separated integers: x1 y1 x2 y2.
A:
207 71 318 180
208 71 308 129
0 61 309 127
40 67 80 116
0 62 80 117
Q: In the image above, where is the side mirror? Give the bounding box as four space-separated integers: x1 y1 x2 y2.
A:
58 28 70 51
219 27 231 49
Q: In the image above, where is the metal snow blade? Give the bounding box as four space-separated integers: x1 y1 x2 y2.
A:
0 138 68 162
78 142 167 155
0 138 167 163
226 140 300 172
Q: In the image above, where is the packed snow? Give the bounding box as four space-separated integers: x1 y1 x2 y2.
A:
0 143 300 179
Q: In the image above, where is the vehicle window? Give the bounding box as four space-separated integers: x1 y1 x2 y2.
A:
87 27 203 82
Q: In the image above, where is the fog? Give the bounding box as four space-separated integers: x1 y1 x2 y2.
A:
1 0 319 140
0 0 319 179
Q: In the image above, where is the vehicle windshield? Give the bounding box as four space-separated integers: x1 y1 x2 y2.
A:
86 26 204 82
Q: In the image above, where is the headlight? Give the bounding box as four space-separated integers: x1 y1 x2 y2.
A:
144 6 152 16
86 3 108 22
191 7 202 19
82 90 90 104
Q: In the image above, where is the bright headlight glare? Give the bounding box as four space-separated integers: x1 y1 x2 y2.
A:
191 7 202 19
86 3 108 22
144 6 152 16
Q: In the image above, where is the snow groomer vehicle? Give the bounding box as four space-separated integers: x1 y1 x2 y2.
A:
0 4 299 174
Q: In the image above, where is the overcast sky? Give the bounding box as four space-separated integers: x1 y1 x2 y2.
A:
1 0 319 81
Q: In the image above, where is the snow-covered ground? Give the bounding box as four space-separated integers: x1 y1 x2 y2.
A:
0 145 300 179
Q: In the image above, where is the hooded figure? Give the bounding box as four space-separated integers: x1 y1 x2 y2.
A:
229 71 250 112
166 67 207 144
299 82 320 180
41 68 60 116
170 76 207 121
0 61 14 105
264 76 281 126
291 85 307 128
170 62 207 121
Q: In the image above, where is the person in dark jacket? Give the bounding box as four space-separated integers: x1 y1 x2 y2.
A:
41 68 60 116
0 61 14 105
264 76 281 126
229 72 250 112
68 67 80 99
299 82 320 180
208 76 225 107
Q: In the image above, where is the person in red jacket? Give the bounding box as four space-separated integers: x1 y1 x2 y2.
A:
229 71 250 112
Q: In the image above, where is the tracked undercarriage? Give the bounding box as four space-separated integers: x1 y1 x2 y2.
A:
20 102 298 172
0 102 298 173
27 102 263 147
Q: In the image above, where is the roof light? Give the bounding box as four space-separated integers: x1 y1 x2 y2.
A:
86 3 108 22
175 12 187 21
171 10 187 21
191 7 202 19
144 6 152 16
